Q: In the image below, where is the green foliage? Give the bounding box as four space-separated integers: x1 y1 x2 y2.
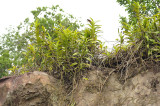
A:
8 65 29 75
122 2 160 58
24 18 102 82
117 0 160 25
105 1 160 70
0 48 10 78
117 0 160 15
30 5 82 37
0 5 82 76
115 1 160 62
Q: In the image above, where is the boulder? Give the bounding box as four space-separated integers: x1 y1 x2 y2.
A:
0 71 65 106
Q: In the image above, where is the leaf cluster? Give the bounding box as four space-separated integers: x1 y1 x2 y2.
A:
24 18 102 84
117 0 160 24
121 2 160 59
0 48 11 78
0 5 82 77
105 1 160 82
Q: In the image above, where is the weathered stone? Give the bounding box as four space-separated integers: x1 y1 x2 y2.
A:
0 71 65 106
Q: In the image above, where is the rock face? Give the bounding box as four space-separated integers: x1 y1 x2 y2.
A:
0 68 160 106
73 69 160 106
0 71 65 106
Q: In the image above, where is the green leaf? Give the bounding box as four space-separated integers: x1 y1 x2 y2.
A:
86 57 92 63
73 52 79 56
70 62 78 67
83 77 88 80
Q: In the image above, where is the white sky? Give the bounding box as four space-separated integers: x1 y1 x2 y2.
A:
0 0 127 49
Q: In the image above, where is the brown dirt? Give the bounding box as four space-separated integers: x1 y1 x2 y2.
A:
0 64 160 106
73 65 160 106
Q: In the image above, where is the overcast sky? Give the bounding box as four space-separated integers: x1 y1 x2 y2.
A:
0 0 127 49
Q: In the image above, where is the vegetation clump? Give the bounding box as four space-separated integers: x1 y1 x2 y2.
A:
0 5 104 87
0 0 160 92
105 1 160 82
